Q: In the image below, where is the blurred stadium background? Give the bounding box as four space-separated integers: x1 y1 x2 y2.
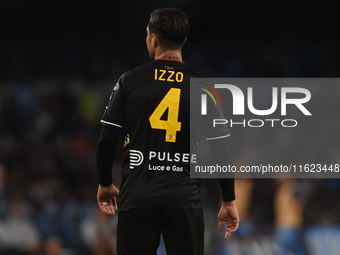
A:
0 1 340 254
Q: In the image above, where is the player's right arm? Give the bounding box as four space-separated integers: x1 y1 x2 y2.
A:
96 123 121 215
96 75 126 215
97 124 121 187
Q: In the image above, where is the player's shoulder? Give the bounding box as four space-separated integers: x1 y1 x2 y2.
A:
117 62 152 83
122 61 155 74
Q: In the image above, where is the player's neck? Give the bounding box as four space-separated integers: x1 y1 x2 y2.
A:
155 49 182 61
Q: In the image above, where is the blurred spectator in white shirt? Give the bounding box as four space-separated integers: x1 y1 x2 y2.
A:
80 207 116 255
0 199 41 254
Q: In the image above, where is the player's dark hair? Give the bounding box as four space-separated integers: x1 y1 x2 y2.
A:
148 8 189 49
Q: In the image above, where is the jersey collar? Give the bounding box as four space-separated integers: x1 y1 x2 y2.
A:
154 58 185 64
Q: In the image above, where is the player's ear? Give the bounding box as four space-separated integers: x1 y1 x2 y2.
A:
151 34 159 48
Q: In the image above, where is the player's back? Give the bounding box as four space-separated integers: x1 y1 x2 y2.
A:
107 59 201 210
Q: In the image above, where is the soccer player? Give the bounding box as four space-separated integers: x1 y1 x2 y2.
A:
96 8 239 255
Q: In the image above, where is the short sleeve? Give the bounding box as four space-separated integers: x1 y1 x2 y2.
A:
101 76 126 128
202 93 230 140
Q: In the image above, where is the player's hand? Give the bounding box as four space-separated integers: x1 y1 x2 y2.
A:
218 200 239 240
97 184 119 215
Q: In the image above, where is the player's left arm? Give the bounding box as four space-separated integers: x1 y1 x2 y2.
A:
207 137 239 240
217 200 239 240
199 85 239 239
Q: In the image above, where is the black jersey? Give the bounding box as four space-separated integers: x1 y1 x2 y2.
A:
101 59 229 210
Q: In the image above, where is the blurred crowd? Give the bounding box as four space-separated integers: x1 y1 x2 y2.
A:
0 82 119 254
